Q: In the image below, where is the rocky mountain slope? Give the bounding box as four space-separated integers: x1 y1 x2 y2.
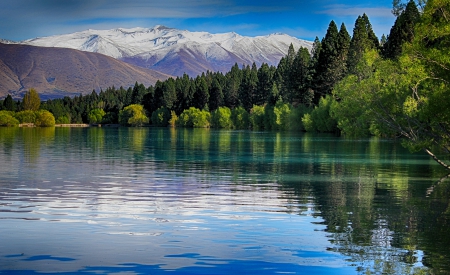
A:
0 43 171 99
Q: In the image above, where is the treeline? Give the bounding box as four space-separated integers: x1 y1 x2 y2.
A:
0 1 428 133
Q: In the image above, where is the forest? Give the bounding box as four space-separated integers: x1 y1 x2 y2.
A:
0 0 449 168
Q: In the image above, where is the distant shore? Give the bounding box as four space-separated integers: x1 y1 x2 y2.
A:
19 123 120 128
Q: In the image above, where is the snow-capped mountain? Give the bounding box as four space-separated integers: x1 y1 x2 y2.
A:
20 25 313 76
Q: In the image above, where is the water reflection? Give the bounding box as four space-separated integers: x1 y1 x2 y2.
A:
0 127 449 274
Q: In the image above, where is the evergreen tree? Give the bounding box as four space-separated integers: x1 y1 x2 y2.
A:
314 20 342 98
131 82 147 105
224 63 241 108
209 78 224 111
289 47 311 104
162 78 177 110
347 14 379 75
3 94 17 112
194 74 209 110
239 63 258 111
256 63 274 106
383 0 420 59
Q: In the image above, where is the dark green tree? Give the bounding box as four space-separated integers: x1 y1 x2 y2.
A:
3 94 17 112
314 20 342 98
383 0 420 59
256 63 274 106
209 77 224 111
194 74 209 110
347 14 380 75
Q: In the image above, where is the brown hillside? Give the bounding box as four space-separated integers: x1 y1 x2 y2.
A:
0 43 172 99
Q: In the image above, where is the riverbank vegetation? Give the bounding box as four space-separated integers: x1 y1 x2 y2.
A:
1 0 449 169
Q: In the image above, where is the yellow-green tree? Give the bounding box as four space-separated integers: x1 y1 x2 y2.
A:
22 88 41 111
119 104 149 127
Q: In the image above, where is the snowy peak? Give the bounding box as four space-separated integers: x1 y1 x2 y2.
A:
20 26 313 76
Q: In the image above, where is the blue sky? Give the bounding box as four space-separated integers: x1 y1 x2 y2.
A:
0 0 396 42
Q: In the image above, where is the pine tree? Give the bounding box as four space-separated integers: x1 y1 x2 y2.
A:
256 63 274 106
289 47 311 104
239 63 258 111
3 94 17 112
209 78 224 111
347 14 379 75
194 74 209 110
383 0 420 59
314 20 341 98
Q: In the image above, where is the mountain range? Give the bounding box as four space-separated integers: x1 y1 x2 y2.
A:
20 26 313 77
1 25 313 99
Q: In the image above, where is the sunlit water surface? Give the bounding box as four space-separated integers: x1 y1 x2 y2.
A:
0 127 449 274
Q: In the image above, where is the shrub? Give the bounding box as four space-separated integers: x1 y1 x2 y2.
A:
151 107 170 127
88 108 106 124
119 104 149 127
211 107 233 129
249 105 265 130
302 95 337 133
0 111 19 127
15 110 36 124
35 110 56 127
177 107 210 128
231 106 249 129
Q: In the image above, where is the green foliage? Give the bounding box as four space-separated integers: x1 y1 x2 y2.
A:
56 115 70 124
168 111 178 127
302 95 337 133
383 0 420 59
35 110 56 127
347 14 379 74
211 107 233 129
273 101 292 131
0 111 19 127
119 104 149 127
3 95 17 112
88 108 106 124
177 107 210 128
15 110 36 124
22 88 41 111
151 107 171 127
230 106 249 129
289 104 312 131
249 105 265 130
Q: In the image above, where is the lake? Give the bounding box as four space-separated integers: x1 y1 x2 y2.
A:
0 127 449 274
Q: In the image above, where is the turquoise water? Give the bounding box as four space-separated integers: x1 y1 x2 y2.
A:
0 127 449 274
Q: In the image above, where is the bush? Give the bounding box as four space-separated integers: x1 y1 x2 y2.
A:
289 104 312 131
35 110 56 127
302 95 337 133
88 108 106 124
15 110 36 124
211 107 233 129
0 111 19 127
231 106 249 129
249 105 265 130
119 104 149 127
56 114 70 124
273 101 292 131
151 107 170 127
177 107 210 128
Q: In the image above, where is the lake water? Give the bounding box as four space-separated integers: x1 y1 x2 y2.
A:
0 127 449 274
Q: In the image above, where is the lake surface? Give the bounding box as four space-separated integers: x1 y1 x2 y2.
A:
0 127 449 274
